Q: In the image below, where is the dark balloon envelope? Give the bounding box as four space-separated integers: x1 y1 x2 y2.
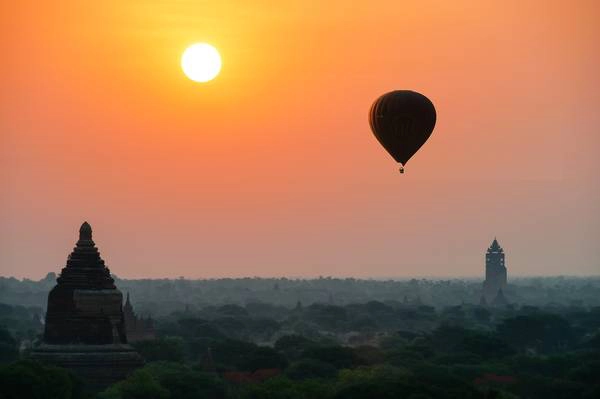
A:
369 90 436 172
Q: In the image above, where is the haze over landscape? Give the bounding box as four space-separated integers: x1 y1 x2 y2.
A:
1 1 599 279
3 2 600 399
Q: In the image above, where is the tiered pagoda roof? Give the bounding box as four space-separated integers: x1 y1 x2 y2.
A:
55 222 115 289
487 238 504 253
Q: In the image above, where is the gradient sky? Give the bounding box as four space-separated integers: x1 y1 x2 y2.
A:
1 1 599 279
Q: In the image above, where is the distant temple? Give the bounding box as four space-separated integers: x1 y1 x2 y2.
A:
123 293 156 342
31 222 143 387
482 238 508 304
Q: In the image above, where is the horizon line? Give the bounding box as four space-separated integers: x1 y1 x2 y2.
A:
3 273 600 282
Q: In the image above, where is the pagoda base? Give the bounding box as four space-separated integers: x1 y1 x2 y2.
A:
31 343 144 389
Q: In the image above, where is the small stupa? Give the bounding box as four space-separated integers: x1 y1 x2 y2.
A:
31 222 143 387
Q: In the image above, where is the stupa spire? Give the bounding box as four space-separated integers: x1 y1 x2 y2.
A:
79 221 92 240
488 237 503 253
124 292 133 313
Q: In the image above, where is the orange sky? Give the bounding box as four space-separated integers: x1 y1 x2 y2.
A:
1 0 599 279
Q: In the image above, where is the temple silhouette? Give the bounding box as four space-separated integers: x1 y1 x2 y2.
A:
123 293 156 342
31 222 143 386
482 238 508 304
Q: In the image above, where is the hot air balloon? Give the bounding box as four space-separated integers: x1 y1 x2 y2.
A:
369 90 436 173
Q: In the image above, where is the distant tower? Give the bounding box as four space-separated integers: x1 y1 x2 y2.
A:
483 238 507 302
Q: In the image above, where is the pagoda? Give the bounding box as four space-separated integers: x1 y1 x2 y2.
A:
483 238 508 302
31 222 143 387
123 292 156 343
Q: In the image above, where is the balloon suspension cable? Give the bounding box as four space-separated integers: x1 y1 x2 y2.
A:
399 165 405 174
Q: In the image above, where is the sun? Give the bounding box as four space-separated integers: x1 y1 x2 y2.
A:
181 43 222 83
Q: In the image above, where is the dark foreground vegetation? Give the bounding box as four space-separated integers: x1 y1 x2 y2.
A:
1 276 599 398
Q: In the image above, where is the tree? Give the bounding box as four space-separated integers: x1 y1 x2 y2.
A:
99 362 225 399
472 307 491 323
239 376 331 399
301 345 356 369
497 314 574 353
285 359 338 380
145 362 225 399
274 335 315 361
0 360 82 399
0 327 18 363
239 347 288 372
133 337 185 362
98 369 169 399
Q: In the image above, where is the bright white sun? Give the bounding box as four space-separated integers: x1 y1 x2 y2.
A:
181 43 222 83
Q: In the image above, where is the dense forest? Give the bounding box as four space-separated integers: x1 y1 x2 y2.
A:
1 276 599 398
